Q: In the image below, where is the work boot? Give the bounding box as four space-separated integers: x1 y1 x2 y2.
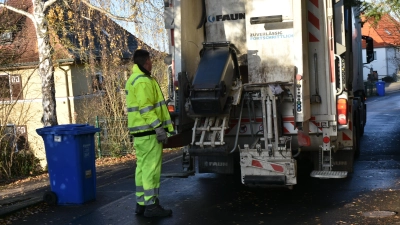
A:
144 203 172 217
135 203 145 215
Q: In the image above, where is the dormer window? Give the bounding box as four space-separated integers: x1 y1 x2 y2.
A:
92 72 104 92
0 31 13 44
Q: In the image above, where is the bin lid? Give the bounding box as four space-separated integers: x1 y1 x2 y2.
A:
36 124 101 136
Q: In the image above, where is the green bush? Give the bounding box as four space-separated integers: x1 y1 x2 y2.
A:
382 76 395 83
0 138 42 181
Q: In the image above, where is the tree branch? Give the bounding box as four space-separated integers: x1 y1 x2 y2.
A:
0 3 34 21
43 0 58 12
80 0 137 22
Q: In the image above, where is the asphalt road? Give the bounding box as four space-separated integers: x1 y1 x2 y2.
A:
4 91 400 225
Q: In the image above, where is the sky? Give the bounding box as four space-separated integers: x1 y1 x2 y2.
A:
0 0 168 52
90 0 169 52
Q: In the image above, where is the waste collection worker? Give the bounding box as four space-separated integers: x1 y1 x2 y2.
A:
125 49 174 217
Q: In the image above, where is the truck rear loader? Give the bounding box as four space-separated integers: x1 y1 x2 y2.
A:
162 0 373 188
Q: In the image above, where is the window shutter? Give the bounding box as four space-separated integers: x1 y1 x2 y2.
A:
16 125 28 151
0 75 11 100
10 75 23 100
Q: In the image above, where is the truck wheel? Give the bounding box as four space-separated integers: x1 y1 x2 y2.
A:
43 191 57 205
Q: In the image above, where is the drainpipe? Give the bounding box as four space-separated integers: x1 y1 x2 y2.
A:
386 47 390 78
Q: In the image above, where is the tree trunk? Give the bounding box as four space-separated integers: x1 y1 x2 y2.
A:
33 0 58 127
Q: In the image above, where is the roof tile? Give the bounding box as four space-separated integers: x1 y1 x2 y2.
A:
362 14 400 48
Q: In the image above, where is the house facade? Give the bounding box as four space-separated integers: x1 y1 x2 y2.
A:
362 14 400 81
0 65 98 165
0 1 139 167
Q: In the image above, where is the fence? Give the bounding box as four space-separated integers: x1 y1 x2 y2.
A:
93 116 134 158
364 81 377 97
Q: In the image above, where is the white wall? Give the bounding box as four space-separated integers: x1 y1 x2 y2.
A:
362 47 398 81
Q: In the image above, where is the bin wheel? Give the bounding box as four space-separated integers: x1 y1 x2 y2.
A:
43 191 57 205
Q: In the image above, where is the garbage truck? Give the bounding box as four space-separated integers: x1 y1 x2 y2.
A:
162 0 373 188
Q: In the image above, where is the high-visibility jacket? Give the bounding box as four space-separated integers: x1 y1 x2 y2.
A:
125 64 174 135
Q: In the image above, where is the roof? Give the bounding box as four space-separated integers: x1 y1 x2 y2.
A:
0 0 38 65
361 14 400 48
0 0 145 66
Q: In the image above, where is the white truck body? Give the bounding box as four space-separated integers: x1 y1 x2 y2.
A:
164 0 368 187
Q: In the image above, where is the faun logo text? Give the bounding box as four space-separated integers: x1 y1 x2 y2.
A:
204 161 229 167
208 13 245 23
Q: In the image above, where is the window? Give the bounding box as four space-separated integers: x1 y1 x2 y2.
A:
374 51 377 60
15 125 28 152
0 76 11 100
0 74 23 101
92 72 104 92
0 31 13 44
1 125 28 152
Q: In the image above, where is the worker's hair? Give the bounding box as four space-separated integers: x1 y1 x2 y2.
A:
133 49 150 66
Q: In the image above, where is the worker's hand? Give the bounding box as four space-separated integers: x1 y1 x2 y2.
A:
155 127 168 144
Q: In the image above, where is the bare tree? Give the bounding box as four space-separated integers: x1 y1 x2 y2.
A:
362 1 400 79
364 0 400 23
388 46 400 78
0 0 165 127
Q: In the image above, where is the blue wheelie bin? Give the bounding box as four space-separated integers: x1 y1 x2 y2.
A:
376 81 386 96
36 124 100 205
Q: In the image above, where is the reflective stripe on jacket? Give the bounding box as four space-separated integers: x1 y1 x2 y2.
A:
125 64 174 134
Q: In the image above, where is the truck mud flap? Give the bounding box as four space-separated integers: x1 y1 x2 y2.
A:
198 155 234 174
331 150 354 173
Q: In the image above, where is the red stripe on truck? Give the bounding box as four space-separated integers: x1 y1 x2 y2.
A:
271 164 284 173
251 160 263 168
310 0 319 8
308 11 320 29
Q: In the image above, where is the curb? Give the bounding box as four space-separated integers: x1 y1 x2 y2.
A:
0 194 45 217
